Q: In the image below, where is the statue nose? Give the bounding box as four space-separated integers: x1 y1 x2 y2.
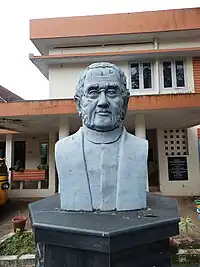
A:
97 91 109 108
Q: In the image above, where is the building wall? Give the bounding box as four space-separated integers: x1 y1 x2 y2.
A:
188 58 195 93
0 135 43 170
49 61 129 99
49 38 200 56
44 38 200 197
193 57 200 93
25 138 41 169
49 43 155 55
49 63 87 99
157 126 200 196
158 39 200 50
49 56 195 99
6 134 53 199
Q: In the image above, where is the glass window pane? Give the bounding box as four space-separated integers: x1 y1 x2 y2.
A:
143 63 152 89
131 63 139 89
175 61 185 87
40 143 48 164
163 62 172 88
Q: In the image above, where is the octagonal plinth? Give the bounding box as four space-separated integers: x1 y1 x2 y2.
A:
29 193 179 267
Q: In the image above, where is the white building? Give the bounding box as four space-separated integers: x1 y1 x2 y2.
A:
1 7 200 198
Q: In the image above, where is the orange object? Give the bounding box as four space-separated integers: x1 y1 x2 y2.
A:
12 216 27 232
0 159 9 207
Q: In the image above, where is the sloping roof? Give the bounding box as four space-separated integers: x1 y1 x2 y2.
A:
0 85 24 103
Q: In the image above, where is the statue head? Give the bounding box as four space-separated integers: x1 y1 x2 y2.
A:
74 62 130 132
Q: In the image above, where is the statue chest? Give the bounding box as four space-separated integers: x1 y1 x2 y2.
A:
84 138 120 210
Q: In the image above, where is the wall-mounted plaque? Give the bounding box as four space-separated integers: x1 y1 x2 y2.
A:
168 156 188 181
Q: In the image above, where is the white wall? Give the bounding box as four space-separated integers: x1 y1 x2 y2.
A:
48 35 198 99
0 135 47 170
49 63 87 99
157 126 200 196
7 135 54 199
49 56 195 99
186 58 195 93
49 62 129 99
49 38 200 56
49 43 154 55
25 138 41 169
159 38 200 50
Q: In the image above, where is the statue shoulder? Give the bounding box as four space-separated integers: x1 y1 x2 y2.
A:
55 129 82 154
125 131 149 153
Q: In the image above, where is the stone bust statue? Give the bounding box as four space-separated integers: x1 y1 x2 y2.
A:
55 62 148 211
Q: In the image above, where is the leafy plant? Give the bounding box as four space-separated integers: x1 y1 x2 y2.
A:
9 160 24 172
0 230 35 258
37 163 48 170
179 217 196 236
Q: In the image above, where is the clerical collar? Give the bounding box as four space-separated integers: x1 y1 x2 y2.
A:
82 125 123 144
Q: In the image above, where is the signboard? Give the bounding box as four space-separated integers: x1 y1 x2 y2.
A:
168 157 188 181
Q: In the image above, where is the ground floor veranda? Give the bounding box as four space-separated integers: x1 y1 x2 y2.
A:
0 106 198 198
0 95 199 198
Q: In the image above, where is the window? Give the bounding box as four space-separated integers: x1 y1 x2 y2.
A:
40 143 48 164
161 60 186 89
163 129 188 156
131 62 153 90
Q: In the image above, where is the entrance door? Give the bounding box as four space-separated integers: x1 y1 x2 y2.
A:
0 142 5 158
147 130 159 191
14 141 26 169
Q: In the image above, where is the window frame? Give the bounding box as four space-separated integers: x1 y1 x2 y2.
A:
39 141 48 165
129 61 155 94
160 59 187 91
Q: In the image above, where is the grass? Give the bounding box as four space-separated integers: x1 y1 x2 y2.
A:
0 230 35 258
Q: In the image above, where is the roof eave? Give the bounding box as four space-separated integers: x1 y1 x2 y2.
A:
29 47 200 77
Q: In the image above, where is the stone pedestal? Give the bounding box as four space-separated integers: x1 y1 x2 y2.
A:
29 193 179 267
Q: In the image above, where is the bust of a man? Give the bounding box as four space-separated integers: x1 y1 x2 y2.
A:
55 62 148 211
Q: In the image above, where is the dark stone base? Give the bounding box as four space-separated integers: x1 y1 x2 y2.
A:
29 193 179 267
43 239 171 267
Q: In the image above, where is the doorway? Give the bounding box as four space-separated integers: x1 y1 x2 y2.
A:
0 142 5 158
14 141 26 169
146 130 160 191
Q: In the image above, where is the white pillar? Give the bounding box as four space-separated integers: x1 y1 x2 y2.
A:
155 59 160 94
135 114 149 191
6 134 13 185
57 117 70 193
59 117 69 140
135 114 146 139
48 132 56 194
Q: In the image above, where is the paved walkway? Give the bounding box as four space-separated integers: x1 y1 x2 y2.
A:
175 196 200 240
0 199 37 238
0 196 200 239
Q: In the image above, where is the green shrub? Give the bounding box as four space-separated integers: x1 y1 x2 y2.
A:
179 217 196 236
0 230 35 258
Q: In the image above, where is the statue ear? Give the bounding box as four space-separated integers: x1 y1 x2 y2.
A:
121 96 129 120
74 95 79 102
74 95 82 117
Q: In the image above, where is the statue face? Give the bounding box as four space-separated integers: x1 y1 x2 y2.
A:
79 67 125 132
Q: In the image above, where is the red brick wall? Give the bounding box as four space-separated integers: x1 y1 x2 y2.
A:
198 128 200 138
193 57 200 93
